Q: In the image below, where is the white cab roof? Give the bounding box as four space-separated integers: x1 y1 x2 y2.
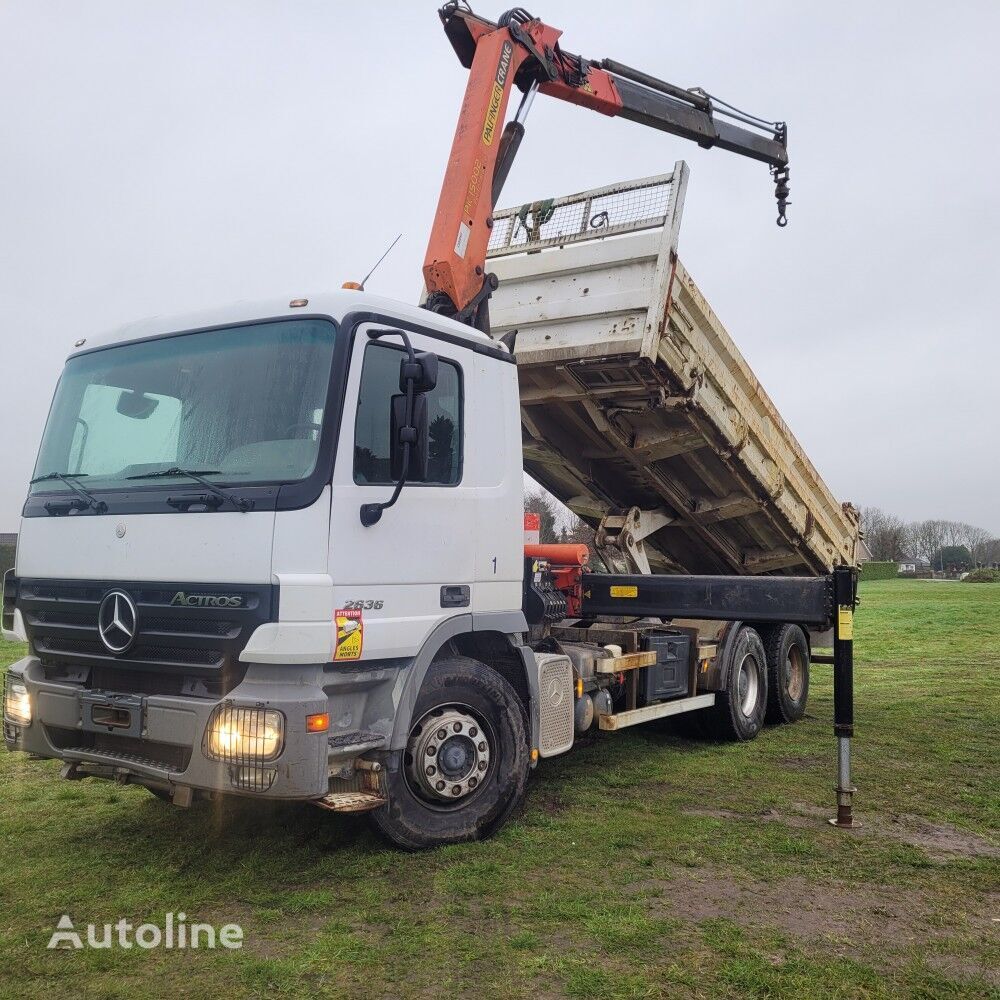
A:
67 290 499 359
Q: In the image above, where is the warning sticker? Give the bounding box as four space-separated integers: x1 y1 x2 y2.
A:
334 608 364 661
454 221 471 259
609 585 639 598
837 605 854 640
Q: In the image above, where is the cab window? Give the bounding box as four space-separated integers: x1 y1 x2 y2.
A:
354 341 462 485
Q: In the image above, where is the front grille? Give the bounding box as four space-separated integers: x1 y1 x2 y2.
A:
19 578 277 688
32 610 240 637
29 582 97 601
33 637 224 667
142 615 241 637
88 668 184 697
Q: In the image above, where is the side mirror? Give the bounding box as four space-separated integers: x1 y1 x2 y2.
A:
359 333 438 527
390 392 429 481
399 351 438 394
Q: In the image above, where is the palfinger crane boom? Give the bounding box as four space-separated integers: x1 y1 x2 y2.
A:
423 3 791 330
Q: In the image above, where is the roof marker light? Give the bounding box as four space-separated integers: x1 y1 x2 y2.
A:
289 298 309 308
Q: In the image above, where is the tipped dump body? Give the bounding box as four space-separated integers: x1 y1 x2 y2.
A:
487 164 859 576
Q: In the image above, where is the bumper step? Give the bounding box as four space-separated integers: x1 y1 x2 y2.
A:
61 746 185 773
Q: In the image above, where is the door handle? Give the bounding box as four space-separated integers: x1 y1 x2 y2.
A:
440 585 470 608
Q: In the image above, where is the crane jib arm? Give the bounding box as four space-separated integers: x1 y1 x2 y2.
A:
423 3 790 324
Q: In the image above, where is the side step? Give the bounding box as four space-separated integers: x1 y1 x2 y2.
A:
314 791 386 813
327 730 387 757
598 693 715 731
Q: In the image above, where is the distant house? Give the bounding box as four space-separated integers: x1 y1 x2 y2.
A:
898 555 930 576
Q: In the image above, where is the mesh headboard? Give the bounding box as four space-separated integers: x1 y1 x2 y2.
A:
487 161 688 259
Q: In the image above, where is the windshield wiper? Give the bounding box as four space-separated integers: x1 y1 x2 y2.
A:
125 467 253 512
30 471 107 513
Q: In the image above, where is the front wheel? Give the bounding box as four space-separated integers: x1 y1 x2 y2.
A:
370 657 530 849
704 626 768 742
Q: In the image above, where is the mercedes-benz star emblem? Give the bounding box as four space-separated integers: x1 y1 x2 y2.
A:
97 590 137 654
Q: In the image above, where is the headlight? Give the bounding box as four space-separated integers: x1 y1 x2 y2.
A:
204 706 284 763
3 679 31 726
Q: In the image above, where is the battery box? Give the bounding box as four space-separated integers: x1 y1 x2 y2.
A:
639 632 691 703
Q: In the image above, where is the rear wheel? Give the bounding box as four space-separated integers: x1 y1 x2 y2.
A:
763 624 810 723
370 657 530 850
704 626 768 741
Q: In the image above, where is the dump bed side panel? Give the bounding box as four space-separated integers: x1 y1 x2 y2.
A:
487 167 859 576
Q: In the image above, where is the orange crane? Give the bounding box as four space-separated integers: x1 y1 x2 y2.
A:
423 3 791 331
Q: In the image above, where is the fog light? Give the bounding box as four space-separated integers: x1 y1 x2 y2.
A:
204 706 284 763
3 679 31 726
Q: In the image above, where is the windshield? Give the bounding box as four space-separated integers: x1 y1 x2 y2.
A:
31 318 336 494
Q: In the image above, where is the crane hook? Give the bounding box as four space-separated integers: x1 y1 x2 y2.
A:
772 164 790 227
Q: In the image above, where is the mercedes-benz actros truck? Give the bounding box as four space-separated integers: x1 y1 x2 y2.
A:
2 6 861 847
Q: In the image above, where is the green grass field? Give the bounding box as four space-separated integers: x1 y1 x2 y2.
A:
1 580 997 998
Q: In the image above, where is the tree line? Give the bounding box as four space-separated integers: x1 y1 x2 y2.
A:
526 492 1000 573
860 507 999 570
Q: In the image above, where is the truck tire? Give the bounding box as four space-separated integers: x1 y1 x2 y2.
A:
763 624 809 724
704 626 768 742
370 657 530 850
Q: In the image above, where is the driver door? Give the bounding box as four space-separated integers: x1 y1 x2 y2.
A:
328 321 474 663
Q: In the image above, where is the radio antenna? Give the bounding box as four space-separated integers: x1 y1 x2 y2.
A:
360 233 403 290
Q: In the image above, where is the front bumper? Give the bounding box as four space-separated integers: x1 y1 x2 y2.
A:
4 656 336 799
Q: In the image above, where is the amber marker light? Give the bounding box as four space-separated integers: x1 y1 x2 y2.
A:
306 712 330 733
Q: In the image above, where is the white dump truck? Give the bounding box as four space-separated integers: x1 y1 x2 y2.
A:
2 5 863 847
3 165 860 847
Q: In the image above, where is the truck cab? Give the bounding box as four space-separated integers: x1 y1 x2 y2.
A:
3 291 538 844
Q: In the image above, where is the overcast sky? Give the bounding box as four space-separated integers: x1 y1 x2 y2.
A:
2 1 998 534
